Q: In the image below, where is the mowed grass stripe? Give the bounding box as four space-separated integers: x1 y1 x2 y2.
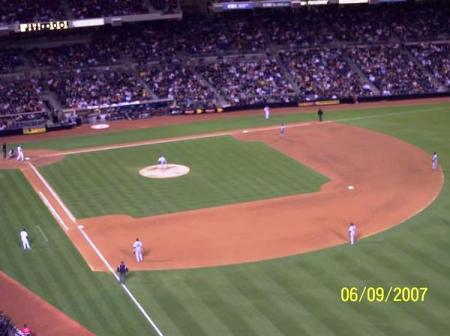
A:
142 276 209 336
21 103 450 151
329 249 426 335
40 136 327 218
181 274 262 336
0 170 158 335
224 270 309 335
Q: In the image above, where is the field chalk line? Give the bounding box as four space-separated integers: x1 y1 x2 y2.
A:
29 163 165 336
35 225 49 243
28 162 76 222
77 226 165 336
37 104 449 159
37 191 68 231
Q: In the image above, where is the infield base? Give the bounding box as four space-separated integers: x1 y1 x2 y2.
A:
139 164 190 179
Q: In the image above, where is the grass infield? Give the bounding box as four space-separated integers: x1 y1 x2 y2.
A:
39 136 327 218
0 102 449 335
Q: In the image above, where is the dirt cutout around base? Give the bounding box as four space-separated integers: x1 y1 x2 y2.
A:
68 122 443 271
139 164 190 178
0 271 94 336
0 149 64 169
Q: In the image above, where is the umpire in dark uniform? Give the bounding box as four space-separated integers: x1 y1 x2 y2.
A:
318 108 324 122
117 261 128 284
2 143 6 159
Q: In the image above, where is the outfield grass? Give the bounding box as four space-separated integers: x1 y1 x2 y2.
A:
1 103 450 336
39 136 327 218
0 170 155 335
21 102 449 150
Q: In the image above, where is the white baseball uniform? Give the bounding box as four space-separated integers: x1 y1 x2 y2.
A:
158 156 167 169
348 224 356 245
17 145 24 161
264 106 270 120
20 230 31 250
432 153 438 170
133 240 143 262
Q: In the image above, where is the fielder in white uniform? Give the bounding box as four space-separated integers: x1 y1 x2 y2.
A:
16 144 24 161
133 238 143 262
432 152 438 170
158 156 167 169
348 223 356 245
20 229 31 250
264 105 270 120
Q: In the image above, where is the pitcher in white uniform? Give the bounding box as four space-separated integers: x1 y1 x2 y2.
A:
158 156 167 169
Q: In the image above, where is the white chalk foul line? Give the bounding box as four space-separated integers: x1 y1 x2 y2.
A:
38 191 69 231
28 162 76 222
38 105 448 159
29 163 165 336
77 227 165 336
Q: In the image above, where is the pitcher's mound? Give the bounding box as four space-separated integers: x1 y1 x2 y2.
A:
139 164 190 179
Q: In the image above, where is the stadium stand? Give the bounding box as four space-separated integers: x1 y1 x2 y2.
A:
0 311 21 336
0 2 449 130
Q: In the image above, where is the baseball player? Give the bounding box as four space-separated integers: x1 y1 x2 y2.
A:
264 105 270 120
16 144 24 161
279 123 286 138
348 223 356 245
432 152 438 170
158 156 167 169
116 261 128 284
133 238 144 262
20 228 31 250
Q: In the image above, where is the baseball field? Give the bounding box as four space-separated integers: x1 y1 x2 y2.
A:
1 98 450 335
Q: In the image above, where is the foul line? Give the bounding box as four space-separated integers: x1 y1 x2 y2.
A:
38 191 68 231
29 164 165 336
77 227 165 336
37 105 449 159
28 162 76 222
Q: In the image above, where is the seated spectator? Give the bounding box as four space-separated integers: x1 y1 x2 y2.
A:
0 49 23 74
349 45 436 95
139 59 216 109
0 78 44 115
279 48 372 100
0 0 66 24
68 0 150 19
32 42 121 69
199 55 296 106
408 43 450 91
47 69 148 108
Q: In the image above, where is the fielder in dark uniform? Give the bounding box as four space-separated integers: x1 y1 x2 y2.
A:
318 108 324 122
117 261 128 284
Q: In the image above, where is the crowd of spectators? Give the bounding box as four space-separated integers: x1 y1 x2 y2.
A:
408 43 450 92
0 50 23 74
280 48 372 100
32 41 121 69
46 69 149 109
349 45 436 96
181 16 266 55
0 78 44 115
199 56 296 105
68 0 150 19
139 60 217 108
0 311 27 336
0 2 449 125
0 0 65 24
